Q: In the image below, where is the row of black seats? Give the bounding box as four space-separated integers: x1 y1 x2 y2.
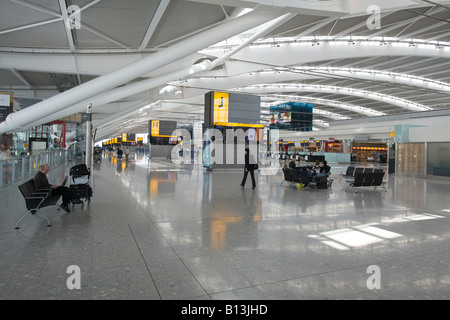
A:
342 166 383 178
344 169 386 193
16 178 66 229
281 168 332 190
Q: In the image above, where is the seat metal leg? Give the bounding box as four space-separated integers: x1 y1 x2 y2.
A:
15 209 51 229
15 210 34 229
34 210 51 227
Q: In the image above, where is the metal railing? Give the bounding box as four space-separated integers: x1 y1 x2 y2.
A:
0 149 69 189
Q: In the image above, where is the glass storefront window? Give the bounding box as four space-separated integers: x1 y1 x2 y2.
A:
427 142 450 177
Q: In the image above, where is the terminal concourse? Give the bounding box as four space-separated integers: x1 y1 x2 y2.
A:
1 0 450 301
1 153 450 299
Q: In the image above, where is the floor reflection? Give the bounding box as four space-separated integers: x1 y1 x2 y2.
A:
3 156 450 299
147 171 178 196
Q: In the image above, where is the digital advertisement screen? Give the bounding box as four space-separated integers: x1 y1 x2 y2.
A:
270 112 291 124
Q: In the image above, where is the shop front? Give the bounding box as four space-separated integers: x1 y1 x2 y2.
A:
352 142 388 163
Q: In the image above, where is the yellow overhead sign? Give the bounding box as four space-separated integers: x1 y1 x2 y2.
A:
151 120 160 136
213 92 229 123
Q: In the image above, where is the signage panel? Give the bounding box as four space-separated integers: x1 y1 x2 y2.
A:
213 92 229 123
151 120 160 136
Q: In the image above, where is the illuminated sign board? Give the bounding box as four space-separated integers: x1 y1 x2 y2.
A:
151 120 160 136
213 92 229 123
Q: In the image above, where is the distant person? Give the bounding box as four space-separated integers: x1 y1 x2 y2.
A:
315 160 331 179
289 158 296 170
34 164 71 213
320 160 331 174
314 159 321 171
117 147 123 159
240 148 256 190
301 166 314 178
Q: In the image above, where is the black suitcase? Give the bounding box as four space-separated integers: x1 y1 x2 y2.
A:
70 184 92 198
69 184 92 208
69 164 92 209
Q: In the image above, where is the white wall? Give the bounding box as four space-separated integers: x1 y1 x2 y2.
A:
409 124 450 142
279 111 450 143
279 125 395 141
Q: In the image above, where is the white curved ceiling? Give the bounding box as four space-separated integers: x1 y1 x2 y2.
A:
1 0 450 141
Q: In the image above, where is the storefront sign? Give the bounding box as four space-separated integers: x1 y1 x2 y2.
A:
354 135 369 141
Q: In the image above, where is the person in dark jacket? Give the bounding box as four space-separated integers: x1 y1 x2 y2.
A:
240 148 256 189
320 161 331 174
117 147 123 159
315 160 331 179
34 164 71 212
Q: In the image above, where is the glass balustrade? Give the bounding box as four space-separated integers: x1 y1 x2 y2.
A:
0 149 69 188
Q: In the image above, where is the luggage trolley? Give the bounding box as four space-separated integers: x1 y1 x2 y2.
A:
69 164 92 210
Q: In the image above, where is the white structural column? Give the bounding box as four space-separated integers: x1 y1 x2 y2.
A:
85 104 93 173
0 9 284 134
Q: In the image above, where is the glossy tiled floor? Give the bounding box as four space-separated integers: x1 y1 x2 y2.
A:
1 153 450 300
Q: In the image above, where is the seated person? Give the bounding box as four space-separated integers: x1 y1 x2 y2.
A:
289 158 297 170
320 161 331 174
314 159 321 170
316 161 331 178
300 167 314 179
34 164 72 213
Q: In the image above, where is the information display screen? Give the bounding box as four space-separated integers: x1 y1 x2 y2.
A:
270 112 291 124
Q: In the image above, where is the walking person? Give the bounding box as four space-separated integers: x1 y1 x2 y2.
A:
240 148 256 190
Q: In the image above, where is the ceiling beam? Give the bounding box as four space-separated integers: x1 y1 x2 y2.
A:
239 83 431 111
58 0 76 53
0 9 285 134
294 17 336 38
0 17 63 35
367 6 446 38
398 20 449 40
10 69 33 89
332 12 395 38
10 0 61 17
139 0 170 52
81 22 131 50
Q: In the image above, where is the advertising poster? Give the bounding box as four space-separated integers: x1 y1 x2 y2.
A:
270 112 291 124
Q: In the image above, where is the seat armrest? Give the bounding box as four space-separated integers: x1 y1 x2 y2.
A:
24 196 46 200
31 192 50 196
